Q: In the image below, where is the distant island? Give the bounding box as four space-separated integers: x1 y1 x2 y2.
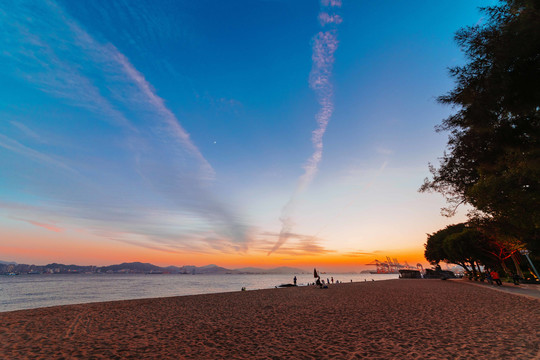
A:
0 260 306 275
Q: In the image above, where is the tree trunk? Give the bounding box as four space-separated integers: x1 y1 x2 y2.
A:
470 261 478 279
476 262 483 274
511 252 524 278
457 262 470 275
500 260 511 276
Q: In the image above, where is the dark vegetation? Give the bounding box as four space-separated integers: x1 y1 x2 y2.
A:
421 0 539 281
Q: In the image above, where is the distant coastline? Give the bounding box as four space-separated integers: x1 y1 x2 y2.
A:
0 260 307 276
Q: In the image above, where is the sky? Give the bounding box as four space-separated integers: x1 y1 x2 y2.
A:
0 0 497 271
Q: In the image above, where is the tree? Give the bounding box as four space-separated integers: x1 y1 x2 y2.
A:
425 224 465 265
420 0 540 251
424 223 513 276
424 223 482 274
444 229 487 277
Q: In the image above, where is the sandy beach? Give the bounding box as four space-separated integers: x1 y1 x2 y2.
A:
1 279 538 359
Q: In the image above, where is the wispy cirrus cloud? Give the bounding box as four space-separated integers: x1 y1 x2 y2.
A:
0 0 247 252
113 52 214 179
270 0 341 255
344 250 382 258
10 121 47 143
17 218 64 233
261 231 335 256
0 133 74 173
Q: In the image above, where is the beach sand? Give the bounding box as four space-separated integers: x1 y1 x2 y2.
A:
1 279 538 359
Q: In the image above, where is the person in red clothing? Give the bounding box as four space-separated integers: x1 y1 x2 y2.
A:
490 270 502 286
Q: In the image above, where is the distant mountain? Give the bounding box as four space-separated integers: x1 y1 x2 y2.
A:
99 262 162 273
0 260 17 265
1 260 306 275
197 264 231 273
235 267 265 273
163 265 182 272
45 263 96 272
234 266 306 274
175 264 235 274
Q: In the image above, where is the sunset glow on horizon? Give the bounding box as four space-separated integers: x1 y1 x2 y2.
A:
0 0 493 271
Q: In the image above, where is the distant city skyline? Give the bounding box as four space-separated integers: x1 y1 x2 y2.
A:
0 0 493 271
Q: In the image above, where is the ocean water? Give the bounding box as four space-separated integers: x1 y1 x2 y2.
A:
0 273 399 312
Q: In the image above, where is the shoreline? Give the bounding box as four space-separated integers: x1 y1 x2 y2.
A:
0 272 399 313
1 279 538 359
0 277 398 315
3 274 537 315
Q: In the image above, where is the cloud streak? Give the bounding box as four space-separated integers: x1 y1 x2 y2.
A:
25 220 64 233
113 52 214 179
0 0 247 252
0 133 74 173
260 231 335 256
270 0 341 255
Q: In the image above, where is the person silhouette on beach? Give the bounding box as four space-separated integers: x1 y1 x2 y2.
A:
485 270 493 285
512 273 520 285
490 270 502 286
293 276 297 286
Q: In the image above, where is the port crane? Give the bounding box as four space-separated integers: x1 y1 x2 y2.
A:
365 257 415 274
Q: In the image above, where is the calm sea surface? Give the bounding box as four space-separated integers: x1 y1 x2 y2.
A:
0 273 398 312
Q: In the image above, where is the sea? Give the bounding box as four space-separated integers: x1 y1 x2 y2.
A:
0 272 399 312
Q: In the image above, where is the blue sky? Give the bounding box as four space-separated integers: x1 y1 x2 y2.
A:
0 0 496 268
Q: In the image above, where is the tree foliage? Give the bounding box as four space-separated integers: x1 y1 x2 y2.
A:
420 0 540 250
425 223 495 274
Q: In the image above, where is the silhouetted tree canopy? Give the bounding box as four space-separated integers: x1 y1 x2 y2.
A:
425 224 466 266
420 0 540 250
425 223 496 274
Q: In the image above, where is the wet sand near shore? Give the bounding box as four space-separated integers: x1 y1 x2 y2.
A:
1 279 538 359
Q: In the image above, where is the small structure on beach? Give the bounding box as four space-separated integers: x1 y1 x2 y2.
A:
399 269 422 279
424 268 455 279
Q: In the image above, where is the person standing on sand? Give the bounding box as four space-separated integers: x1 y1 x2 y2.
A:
485 270 493 285
490 270 502 286
293 276 297 285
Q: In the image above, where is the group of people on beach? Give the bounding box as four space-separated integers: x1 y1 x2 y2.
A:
485 270 502 286
308 269 350 288
481 269 523 286
291 276 335 288
311 276 343 288
485 269 522 285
